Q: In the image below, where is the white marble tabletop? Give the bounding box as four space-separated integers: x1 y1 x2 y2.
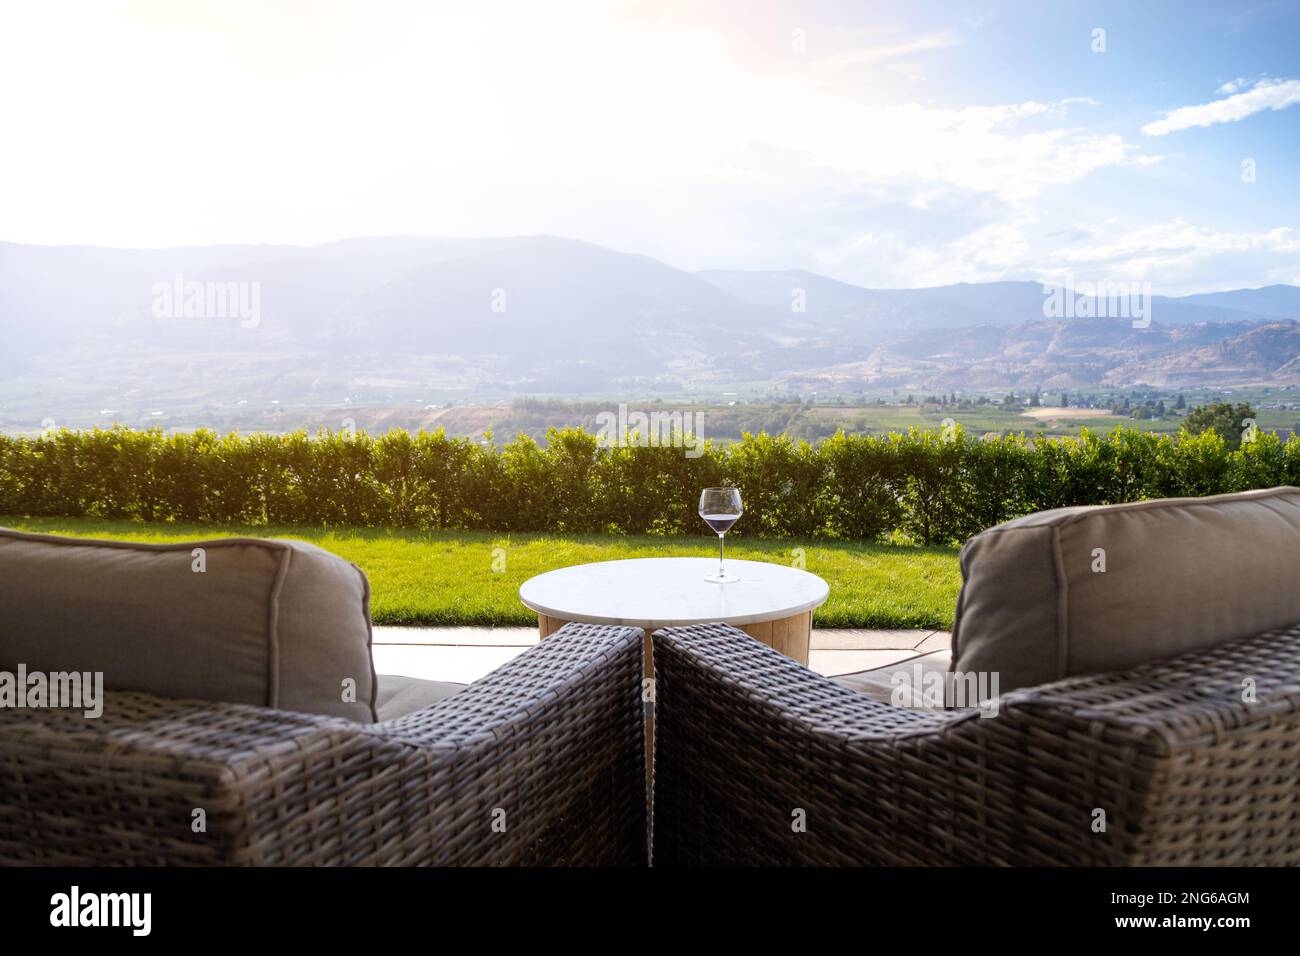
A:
519 557 830 629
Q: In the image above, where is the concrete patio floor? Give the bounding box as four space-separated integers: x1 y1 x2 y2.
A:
372 625 953 684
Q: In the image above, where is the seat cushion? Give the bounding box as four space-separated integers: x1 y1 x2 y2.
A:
375 674 467 721
833 650 951 708
0 528 378 721
951 486 1300 693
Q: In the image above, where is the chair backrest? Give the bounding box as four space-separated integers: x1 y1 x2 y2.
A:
951 486 1300 693
0 528 378 720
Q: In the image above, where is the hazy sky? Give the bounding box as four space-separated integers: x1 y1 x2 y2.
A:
1 0 1297 294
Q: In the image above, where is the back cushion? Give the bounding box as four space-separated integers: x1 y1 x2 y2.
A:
0 529 377 721
951 486 1300 693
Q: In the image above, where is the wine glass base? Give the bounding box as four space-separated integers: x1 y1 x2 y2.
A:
703 572 740 584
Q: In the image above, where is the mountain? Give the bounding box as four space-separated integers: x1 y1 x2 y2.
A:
1 235 1298 430
1175 284 1300 320
0 236 524 359
695 272 1287 331
783 318 1300 391
1123 321 1300 385
696 272 1063 336
336 237 768 388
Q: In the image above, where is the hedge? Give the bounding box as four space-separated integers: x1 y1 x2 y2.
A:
1 425 1297 545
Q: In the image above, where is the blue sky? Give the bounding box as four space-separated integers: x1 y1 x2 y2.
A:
888 1 1300 277
0 0 1296 294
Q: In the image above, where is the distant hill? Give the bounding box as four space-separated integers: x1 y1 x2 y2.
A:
696 271 1287 331
1 235 1298 430
784 318 1300 391
1175 284 1300 319
338 237 767 388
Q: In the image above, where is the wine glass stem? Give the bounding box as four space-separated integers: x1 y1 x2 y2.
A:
718 532 725 577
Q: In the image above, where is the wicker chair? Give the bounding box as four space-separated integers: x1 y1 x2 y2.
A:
0 623 647 866
650 622 1300 866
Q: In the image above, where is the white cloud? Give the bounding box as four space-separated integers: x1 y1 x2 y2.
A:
904 215 1039 286
813 32 959 69
1143 78 1300 135
811 216 1300 295
1032 219 1300 296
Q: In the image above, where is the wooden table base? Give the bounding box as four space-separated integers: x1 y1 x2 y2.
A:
536 611 813 666
536 612 814 795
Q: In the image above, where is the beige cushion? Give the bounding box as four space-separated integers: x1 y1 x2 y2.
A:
0 528 377 721
375 674 466 721
951 486 1300 693
833 650 951 708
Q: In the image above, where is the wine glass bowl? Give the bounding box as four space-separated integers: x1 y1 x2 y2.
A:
699 486 743 583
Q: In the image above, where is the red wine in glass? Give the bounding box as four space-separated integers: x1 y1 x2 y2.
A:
699 487 743 583
700 513 739 534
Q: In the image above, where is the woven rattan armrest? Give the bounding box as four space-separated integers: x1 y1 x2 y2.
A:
650 622 1300 866
0 622 647 866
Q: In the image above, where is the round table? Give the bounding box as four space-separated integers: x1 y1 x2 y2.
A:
519 557 829 665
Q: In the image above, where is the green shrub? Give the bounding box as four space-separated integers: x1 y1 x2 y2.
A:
3 423 1297 545
818 432 902 541
723 432 825 537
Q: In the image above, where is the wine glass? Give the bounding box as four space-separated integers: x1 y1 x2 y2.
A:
699 486 743 583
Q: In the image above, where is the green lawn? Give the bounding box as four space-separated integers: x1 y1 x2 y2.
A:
1 516 962 630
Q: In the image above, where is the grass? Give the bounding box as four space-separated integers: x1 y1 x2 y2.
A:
1 516 962 630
